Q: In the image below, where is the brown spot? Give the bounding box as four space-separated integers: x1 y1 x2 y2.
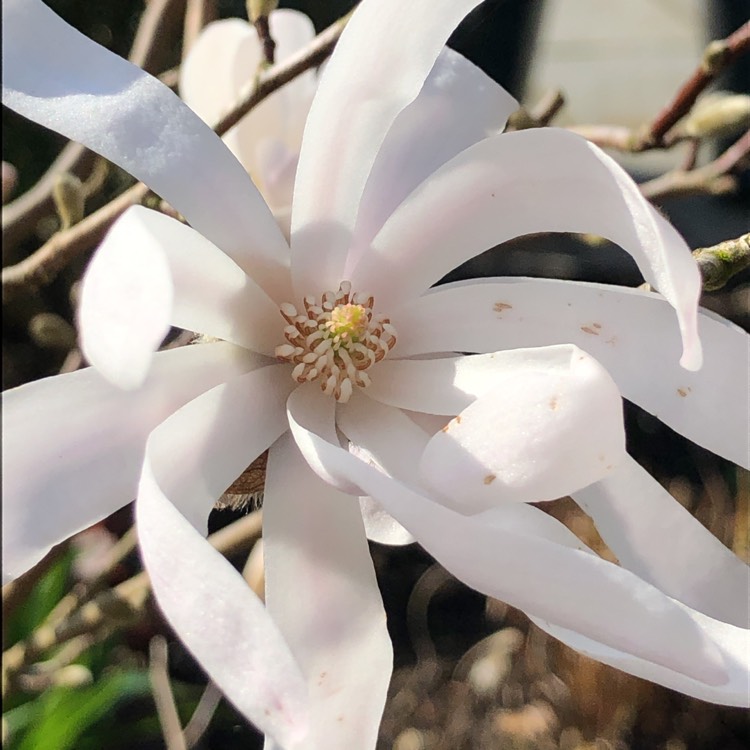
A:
606 465 613 471
337 716 344 723
484 474 496 485
605 337 617 346
598 454 605 462
455 415 462 424
441 424 449 432
549 397 559 410
493 302 513 313
581 326 600 335
677 387 692 397
264 708 271 716
593 322 602 329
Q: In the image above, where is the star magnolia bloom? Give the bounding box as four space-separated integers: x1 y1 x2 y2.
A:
180 9 316 230
3 0 749 746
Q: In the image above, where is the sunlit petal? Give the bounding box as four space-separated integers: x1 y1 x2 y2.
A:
2 0 290 299
344 47 517 272
263 434 392 748
2 342 262 582
291 0 483 296
395 278 748 468
353 129 701 368
79 206 280 389
286 402 732 694
573 456 750 626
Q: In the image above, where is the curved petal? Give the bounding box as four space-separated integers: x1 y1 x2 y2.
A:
359 496 416 546
143 363 293 533
79 206 280 389
1 0 290 299
136 364 306 742
352 128 702 369
180 11 315 185
290 0 483 296
529 614 749 707
419 347 626 511
343 47 517 273
573 456 750 627
393 278 749 468
286 394 733 695
2 342 261 582
263 434 392 749
137 478 308 747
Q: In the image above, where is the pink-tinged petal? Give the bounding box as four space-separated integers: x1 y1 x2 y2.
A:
285 400 730 692
255 138 299 216
2 342 262 583
290 0 483 296
343 47 517 273
352 128 702 369
79 206 280 389
263 434 392 748
529 614 749 707
137 469 308 747
394 279 749 468
143 363 293 533
180 11 315 185
359 496 416 546
2 0 290 299
286 384 361 495
573 456 750 627
136 364 308 743
421 347 625 511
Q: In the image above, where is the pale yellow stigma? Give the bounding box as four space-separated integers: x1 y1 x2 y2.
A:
275 281 397 403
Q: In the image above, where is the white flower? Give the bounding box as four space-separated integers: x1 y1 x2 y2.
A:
3 0 749 747
180 9 316 229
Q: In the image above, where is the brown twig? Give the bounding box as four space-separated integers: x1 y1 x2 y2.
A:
640 128 750 200
1 0 187 260
183 0 217 60
150 636 188 750
2 9 352 297
642 21 750 147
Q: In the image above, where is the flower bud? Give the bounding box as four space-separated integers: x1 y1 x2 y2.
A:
682 92 750 139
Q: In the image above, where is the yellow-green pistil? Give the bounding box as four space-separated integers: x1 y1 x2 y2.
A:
275 281 397 402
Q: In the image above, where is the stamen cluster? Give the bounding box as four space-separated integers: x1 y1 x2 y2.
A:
275 281 397 402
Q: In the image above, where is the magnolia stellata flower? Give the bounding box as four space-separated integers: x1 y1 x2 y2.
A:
3 0 749 747
180 9 316 228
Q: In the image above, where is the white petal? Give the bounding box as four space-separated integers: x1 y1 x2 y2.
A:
79 206 280 389
143 363 293 533
353 129 701 369
290 0 483 296
285 401 733 694
529 614 749 707
344 47 517 273
285 384 361 495
2 342 261 582
573 456 750 627
2 0 290 299
263 434 392 748
137 465 308 746
394 278 749 468
180 11 315 187
359 496 415 546
136 364 307 742
419 347 625 511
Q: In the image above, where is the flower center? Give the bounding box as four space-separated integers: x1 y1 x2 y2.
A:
275 281 397 403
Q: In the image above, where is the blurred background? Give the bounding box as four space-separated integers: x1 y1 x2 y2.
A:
3 1 749 748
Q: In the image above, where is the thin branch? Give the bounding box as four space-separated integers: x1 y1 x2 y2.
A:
184 682 223 748
568 22 750 154
183 0 217 60
150 636 188 750
1 0 187 259
640 128 750 200
643 21 750 147
1 9 353 296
